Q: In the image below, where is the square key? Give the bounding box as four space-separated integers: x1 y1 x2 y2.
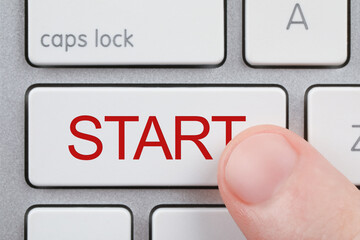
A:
26 206 133 240
306 86 360 185
151 206 245 240
244 0 349 67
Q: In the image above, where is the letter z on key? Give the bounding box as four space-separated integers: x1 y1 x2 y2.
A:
26 85 288 188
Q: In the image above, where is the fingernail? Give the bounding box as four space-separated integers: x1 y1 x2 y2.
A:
225 133 297 204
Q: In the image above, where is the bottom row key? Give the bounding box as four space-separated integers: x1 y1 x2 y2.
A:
25 205 245 240
26 205 133 240
151 205 245 240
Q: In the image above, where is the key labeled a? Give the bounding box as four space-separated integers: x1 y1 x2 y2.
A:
244 0 349 67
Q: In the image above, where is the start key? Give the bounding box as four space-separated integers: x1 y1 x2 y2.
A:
26 85 287 188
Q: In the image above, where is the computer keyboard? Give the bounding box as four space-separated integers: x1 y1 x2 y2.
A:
0 0 359 239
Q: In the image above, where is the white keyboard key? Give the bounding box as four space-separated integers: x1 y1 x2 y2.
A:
151 206 246 240
244 0 349 67
26 85 287 187
26 0 225 67
306 86 360 184
26 206 132 240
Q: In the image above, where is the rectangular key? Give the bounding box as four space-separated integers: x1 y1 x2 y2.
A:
26 205 132 240
151 205 246 240
244 0 349 67
306 86 360 185
26 85 287 187
26 0 225 67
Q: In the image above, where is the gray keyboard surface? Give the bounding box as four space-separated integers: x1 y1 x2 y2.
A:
0 0 359 239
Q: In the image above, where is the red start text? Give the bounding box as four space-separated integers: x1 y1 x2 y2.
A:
68 115 247 161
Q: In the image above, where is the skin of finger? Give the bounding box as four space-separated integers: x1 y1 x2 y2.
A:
218 125 360 240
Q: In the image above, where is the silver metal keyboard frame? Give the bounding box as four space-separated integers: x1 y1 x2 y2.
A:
0 0 359 239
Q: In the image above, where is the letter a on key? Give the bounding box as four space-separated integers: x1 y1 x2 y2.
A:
287 3 309 30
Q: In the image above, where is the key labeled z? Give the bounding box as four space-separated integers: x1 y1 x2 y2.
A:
351 125 360 152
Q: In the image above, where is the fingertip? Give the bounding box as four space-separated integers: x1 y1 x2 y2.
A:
224 133 297 204
218 125 360 239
